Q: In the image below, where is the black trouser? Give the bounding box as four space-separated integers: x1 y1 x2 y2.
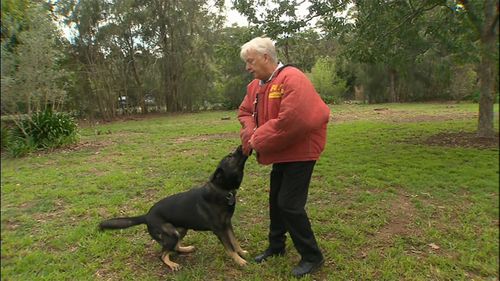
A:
267 161 323 263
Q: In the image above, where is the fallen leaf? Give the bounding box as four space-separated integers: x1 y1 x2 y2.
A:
428 243 440 250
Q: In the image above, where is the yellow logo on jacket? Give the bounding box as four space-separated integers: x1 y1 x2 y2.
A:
269 84 284 99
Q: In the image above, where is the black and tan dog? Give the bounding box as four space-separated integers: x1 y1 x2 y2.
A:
99 146 248 271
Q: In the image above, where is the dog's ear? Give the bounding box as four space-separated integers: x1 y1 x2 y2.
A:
210 167 225 183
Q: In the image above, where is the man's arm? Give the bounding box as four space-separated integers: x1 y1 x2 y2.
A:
251 73 330 154
237 91 256 155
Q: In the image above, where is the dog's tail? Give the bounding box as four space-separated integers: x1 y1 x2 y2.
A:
99 215 146 230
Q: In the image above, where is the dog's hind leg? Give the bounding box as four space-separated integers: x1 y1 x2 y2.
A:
173 227 196 254
155 223 183 271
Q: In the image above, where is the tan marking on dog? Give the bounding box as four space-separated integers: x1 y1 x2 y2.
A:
175 244 196 253
227 229 248 256
161 252 181 271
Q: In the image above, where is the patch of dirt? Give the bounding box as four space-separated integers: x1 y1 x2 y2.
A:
77 112 181 127
27 140 114 158
373 192 418 244
420 131 499 149
357 191 422 259
331 107 477 124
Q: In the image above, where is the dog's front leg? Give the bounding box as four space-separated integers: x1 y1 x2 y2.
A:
214 230 248 266
227 224 248 257
161 251 181 271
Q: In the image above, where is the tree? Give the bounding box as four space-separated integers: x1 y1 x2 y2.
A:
1 2 71 115
457 0 499 138
234 0 498 137
212 26 255 109
55 0 226 116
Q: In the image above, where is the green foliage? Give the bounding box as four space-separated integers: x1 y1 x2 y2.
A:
449 64 479 101
0 0 30 50
212 26 256 109
309 56 347 104
1 2 71 115
6 110 79 157
1 124 10 149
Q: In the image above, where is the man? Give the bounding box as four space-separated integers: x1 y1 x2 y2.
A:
237 37 330 278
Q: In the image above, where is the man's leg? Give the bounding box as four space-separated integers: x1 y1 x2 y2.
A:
255 164 287 263
277 161 323 263
268 164 287 251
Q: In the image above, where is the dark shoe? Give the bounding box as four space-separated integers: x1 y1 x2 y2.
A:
291 258 324 278
254 249 285 263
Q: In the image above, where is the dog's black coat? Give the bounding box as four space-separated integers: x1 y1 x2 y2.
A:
99 145 248 269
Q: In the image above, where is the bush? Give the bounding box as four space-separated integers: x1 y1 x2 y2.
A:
308 57 347 104
6 109 79 157
449 64 478 101
1 124 10 149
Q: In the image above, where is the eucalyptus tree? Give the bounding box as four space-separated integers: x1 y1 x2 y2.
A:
212 26 255 109
139 0 225 112
233 0 349 61
1 2 71 116
56 0 226 116
56 0 117 119
1 0 30 52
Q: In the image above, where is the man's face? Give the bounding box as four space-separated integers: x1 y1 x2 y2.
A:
244 49 271 81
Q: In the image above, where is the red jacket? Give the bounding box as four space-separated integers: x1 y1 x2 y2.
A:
238 66 330 165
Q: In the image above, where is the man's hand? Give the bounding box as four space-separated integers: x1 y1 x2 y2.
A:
243 144 252 156
249 134 256 150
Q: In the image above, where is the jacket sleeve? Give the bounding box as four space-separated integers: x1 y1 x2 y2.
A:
251 72 330 154
237 88 256 154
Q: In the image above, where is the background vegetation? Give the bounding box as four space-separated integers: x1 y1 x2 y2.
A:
1 103 498 280
1 0 498 137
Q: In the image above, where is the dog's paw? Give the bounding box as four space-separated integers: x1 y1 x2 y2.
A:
168 262 181 272
239 259 248 267
161 252 182 272
235 257 248 267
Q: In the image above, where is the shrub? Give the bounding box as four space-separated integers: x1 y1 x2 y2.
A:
6 109 79 157
450 64 478 101
1 124 10 149
308 56 347 104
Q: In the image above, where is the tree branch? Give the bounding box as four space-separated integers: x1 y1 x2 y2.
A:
373 1 441 44
458 0 483 33
486 0 500 37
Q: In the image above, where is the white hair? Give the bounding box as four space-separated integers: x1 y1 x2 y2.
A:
240 37 278 63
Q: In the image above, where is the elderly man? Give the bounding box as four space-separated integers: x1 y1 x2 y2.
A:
237 37 330 278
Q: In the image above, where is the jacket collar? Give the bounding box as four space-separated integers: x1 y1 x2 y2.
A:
259 62 284 86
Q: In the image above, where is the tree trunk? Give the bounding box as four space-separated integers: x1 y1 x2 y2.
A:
388 68 397 102
477 34 496 138
283 39 290 63
476 0 498 138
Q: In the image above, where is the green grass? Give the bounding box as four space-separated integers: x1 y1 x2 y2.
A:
1 103 499 281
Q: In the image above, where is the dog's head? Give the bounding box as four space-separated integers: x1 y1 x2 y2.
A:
210 145 248 191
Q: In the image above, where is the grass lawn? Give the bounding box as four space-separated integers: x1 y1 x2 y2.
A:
1 102 498 281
